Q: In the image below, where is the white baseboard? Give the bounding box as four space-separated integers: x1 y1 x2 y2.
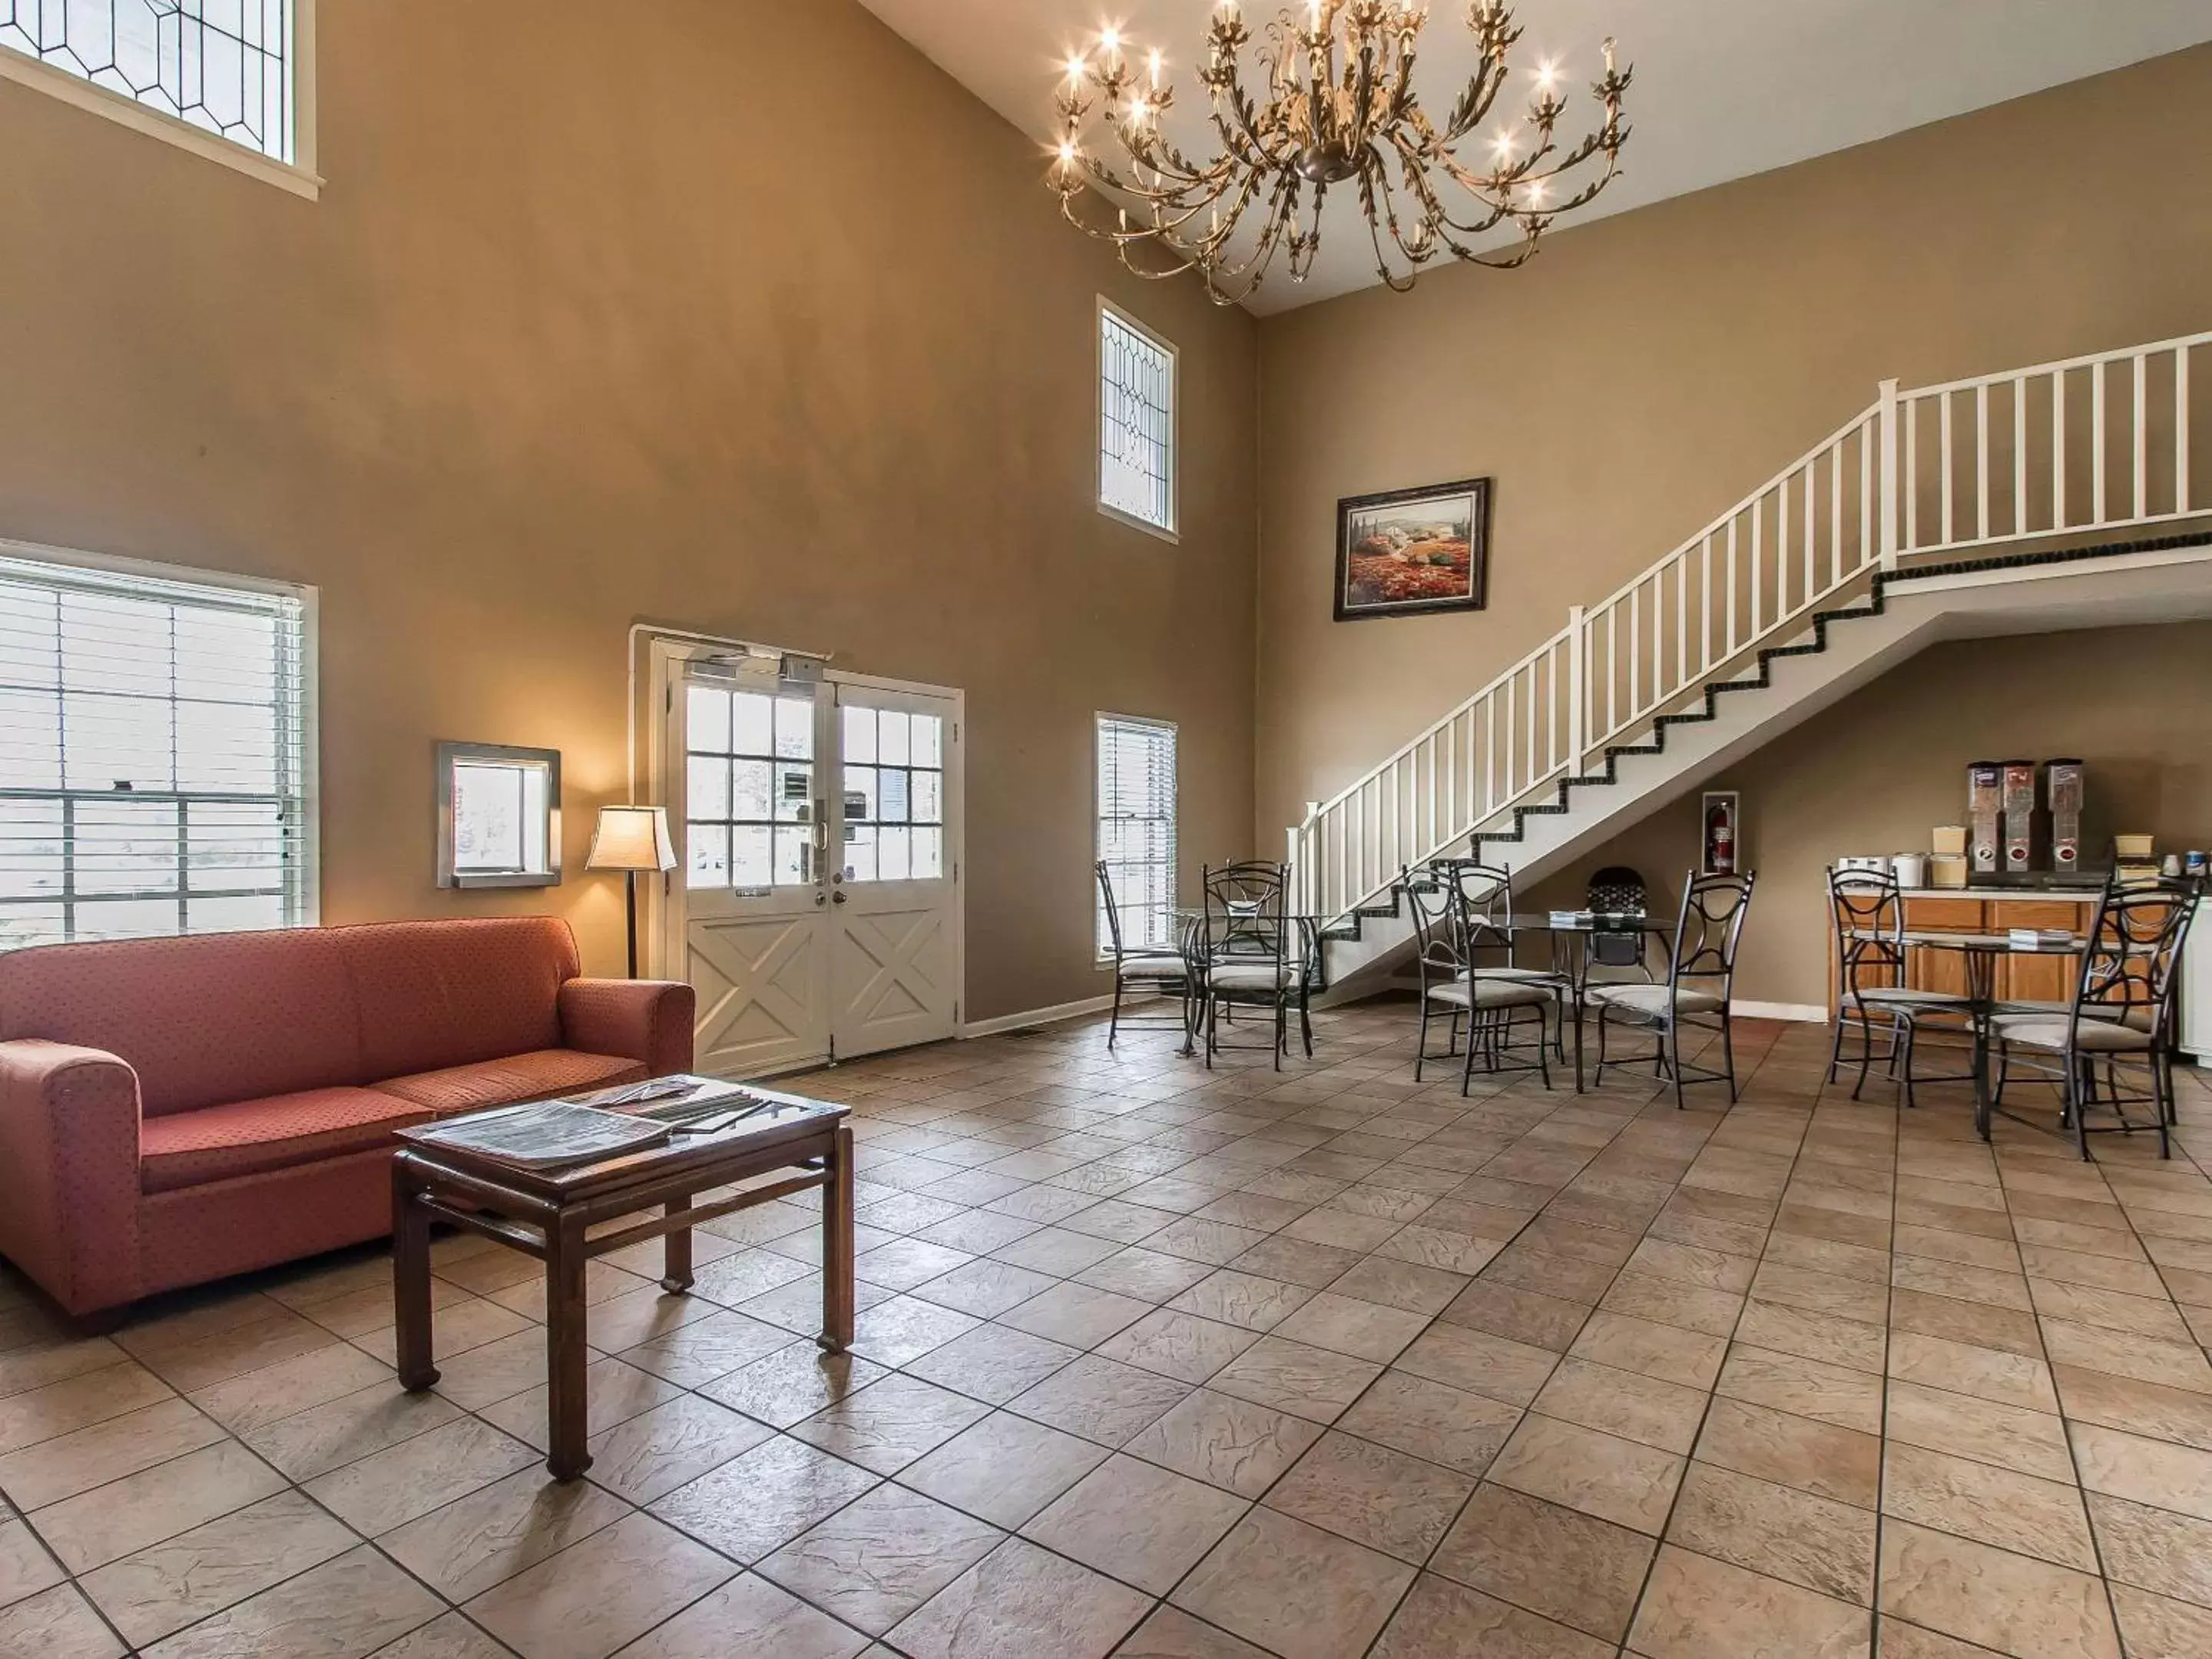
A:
1732 1000 1830 1024
959 993 1121 1039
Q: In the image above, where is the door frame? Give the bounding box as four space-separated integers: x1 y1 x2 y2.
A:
644 636 966 1064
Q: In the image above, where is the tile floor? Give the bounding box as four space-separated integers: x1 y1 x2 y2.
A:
3 1003 2212 1656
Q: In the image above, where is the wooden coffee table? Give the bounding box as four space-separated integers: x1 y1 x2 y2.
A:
389 1076 853 1481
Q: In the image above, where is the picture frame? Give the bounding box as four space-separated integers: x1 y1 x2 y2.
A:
1334 477 1492 621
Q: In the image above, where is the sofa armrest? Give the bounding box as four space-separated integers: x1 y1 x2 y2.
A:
0 1040 145 1316
558 979 695 1076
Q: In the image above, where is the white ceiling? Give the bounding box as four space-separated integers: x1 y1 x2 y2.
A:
856 0 2212 314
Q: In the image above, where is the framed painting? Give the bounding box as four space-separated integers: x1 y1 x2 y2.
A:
1334 477 1491 621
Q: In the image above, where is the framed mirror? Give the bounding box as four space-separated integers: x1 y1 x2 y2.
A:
436 741 562 889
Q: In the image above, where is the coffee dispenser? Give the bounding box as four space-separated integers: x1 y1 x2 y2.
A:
2002 761 2038 873
2047 760 2085 873
1968 762 2003 874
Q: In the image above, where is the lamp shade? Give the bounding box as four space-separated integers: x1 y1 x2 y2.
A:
587 806 677 873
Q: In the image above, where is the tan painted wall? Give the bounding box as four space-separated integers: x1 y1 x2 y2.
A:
1525 622 2212 1010
1253 45 2212 857
0 0 1259 1020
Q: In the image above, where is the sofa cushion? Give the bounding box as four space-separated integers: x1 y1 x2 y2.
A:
141 1088 433 1195
343 919 580 1082
371 1049 648 1117
0 929 364 1118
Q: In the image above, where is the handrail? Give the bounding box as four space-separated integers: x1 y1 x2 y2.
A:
1288 329 2211 933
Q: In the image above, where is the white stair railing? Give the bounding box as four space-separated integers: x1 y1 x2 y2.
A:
1288 329 2212 929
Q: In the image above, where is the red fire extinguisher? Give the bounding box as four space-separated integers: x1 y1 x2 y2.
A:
1705 795 1737 876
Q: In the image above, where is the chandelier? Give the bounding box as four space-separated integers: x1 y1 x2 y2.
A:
1049 1 1631 305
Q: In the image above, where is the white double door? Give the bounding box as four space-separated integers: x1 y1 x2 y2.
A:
664 663 962 1077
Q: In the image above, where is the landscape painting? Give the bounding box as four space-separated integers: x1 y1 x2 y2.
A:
1334 478 1492 621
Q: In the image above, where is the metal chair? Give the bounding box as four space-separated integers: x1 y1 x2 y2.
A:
1197 861 1310 1069
1404 863 1553 1092
1990 882 2197 1160
1095 860 1190 1047
1442 859 1570 1057
1826 867 1975 1108
1591 869 1756 1108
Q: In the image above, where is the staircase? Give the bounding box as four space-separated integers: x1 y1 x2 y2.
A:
1289 329 2212 996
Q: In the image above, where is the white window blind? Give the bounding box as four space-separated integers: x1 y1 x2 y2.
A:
0 548 313 951
1097 714 1176 955
1 1 300 163
1099 303 1177 535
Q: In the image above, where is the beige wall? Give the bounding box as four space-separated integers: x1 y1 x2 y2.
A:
1526 622 2212 1010
1253 45 2212 853
0 0 1259 1020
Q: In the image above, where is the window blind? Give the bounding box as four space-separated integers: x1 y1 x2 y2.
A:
1099 304 1176 535
0 549 313 951
1097 714 1176 955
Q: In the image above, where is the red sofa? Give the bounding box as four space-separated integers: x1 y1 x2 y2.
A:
0 917 693 1317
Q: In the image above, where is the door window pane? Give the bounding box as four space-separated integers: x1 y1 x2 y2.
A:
732 826 773 887
687 686 730 752
878 710 910 766
878 826 910 882
911 715 942 769
732 692 774 755
687 825 729 889
773 828 811 886
879 768 909 823
912 826 942 880
687 756 731 822
775 697 813 760
843 706 877 763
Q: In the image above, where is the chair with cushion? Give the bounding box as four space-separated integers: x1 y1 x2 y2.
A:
1095 859 1190 1046
0 917 692 1318
1443 859 1570 1058
1591 869 1756 1108
1990 882 2195 1160
1826 868 1975 1108
1404 864 1553 1092
1196 862 1309 1069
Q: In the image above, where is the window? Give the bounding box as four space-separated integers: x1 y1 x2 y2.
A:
684 682 818 891
435 742 560 889
1099 300 1177 537
1096 714 1176 955
0 543 314 950
0 1 314 191
841 704 945 883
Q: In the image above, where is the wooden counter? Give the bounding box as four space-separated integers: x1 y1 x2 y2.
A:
1828 889 2098 1012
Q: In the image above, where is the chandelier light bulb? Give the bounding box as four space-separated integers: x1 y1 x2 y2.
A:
1535 59 1558 89
1148 48 1162 88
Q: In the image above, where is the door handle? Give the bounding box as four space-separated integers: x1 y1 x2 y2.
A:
833 891 849 905
814 891 828 907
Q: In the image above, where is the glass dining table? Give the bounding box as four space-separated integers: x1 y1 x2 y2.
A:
1164 905 1330 1059
1496 912 1679 1092
1845 927 2090 1140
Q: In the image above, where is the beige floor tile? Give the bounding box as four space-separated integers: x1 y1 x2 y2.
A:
1871 1615 2010 1657
0 1583 124 1658
1262 1430 1473 1562
0 1397 224 1508
134 1313 340 1396
1323 1256 1468 1316
1111 1604 1274 1658
698 1343 886 1429
78 1489 357 1647
614 1310 794 1389
2086 1491 2212 1611
1597 1270 1744 1339
478 1358 687 1454
1891 1257 2032 1313
1752 1260 1889 1325
1429 1482 1653 1642
183 1339 394 1434
426 1331 570 1412
1071 1247 1217 1304
1735 1300 1885 1374
899 1412 1105 1528
1207 1336 1381 1424
757 1483 1002 1636
1170 1508 1416 1659
0 1336 128 1403
998 1283 1151 1347
307 1414 538 1535
2028 1277 2194 1342
1371 1573 1614 1658
31 1436 286 1573
1023 1453 1248 1593
2041 1320 2212 1395
1567 1310 1727 1389
1335 1369 1521 1476
609 1571 867 1657
1166 1270 1316 1333
1124 1387 1323 1497
350 1296 538 1369
1883 1379 2074 1482
1532 1357 1708 1455
905 1323 1080 1402
1005 1353 1191 1446
649 1432 879 1562
1714 1345 1885 1435
1694 1397 1881 1508
1487 1412 1684 1535
1096 1310 1261 1383
1878 1518 2118 1659
136 1544 440 1659
240 1379 461 1480
1269 1291 1429 1363
1628 1543 1869 1658
381 1462 632 1600
0 1514 65 1604
790 1371 992 1475
2109 1584 2212 1659
912 1260 1059 1317
1626 1237 1758 1293
1887 1331 2058 1412
465 1510 736 1659
1393 1322 1558 1407
844 1295 982 1368
2068 1420 2212 1522
0 1363 175 1455
1667 1462 1876 1603
1883 1442 2096 1571
889 1537 1151 1659
1437 1279 1592 1349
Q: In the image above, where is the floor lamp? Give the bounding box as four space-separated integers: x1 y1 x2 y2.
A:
587 806 678 979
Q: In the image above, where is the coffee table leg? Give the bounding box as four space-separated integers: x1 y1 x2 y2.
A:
661 1197 693 1294
820 1124 856 1353
545 1214 593 1481
391 1157 439 1392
